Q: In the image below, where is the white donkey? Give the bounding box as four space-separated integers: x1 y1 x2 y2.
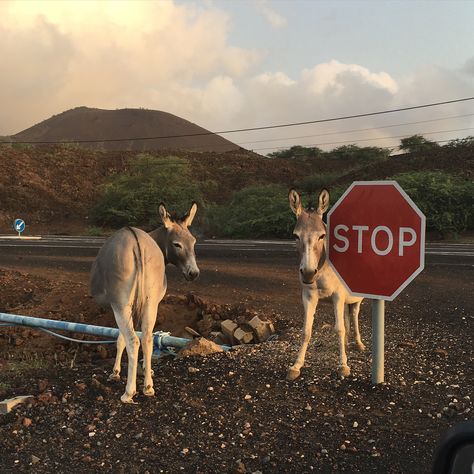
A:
90 203 199 403
287 189 365 381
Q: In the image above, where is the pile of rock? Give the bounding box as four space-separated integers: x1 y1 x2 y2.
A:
184 294 276 346
214 316 275 346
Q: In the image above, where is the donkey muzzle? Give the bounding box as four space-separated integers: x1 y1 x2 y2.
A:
300 267 317 285
184 269 200 281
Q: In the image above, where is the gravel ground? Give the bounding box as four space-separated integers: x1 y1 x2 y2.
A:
0 260 473 473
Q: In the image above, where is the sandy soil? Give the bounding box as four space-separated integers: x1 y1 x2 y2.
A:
0 252 472 473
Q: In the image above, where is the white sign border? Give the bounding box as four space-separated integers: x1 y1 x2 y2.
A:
327 180 426 301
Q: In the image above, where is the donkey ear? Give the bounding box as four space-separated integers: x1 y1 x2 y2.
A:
317 189 330 215
158 203 172 229
183 202 198 227
288 189 302 216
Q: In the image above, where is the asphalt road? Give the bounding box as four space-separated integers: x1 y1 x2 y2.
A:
0 235 473 267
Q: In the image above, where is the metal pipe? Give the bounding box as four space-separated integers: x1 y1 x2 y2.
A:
0 312 228 352
371 299 385 384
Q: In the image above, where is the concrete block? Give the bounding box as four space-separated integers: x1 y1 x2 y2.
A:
0 395 34 415
221 319 238 343
248 316 275 342
234 327 254 345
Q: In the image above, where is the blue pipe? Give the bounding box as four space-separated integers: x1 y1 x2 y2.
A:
0 312 230 352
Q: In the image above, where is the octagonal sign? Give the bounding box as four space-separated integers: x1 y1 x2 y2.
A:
327 181 425 301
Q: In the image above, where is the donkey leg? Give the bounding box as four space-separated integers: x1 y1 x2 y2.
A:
287 286 318 381
112 304 140 403
344 304 350 349
109 332 126 381
350 301 366 352
334 299 350 377
140 304 158 397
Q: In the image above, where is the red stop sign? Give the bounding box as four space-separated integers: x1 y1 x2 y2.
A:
327 181 425 300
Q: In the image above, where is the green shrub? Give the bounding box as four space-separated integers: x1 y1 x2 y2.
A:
392 172 474 236
326 145 390 161
399 134 439 153
85 226 105 237
208 184 295 238
92 154 206 228
299 172 340 193
268 146 323 159
444 136 474 149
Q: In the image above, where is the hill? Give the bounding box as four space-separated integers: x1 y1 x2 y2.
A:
10 107 239 152
0 144 472 236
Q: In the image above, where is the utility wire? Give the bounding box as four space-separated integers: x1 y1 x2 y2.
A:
1 96 473 145
251 127 474 152
236 113 474 146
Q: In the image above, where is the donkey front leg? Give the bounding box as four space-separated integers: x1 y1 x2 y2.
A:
287 286 318 381
334 299 350 377
350 301 365 352
109 332 125 381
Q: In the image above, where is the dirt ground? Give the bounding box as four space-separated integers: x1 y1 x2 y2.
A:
0 251 473 473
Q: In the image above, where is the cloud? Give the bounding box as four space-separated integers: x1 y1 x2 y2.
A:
0 0 259 134
255 0 287 29
227 60 474 154
302 60 399 96
0 1 472 154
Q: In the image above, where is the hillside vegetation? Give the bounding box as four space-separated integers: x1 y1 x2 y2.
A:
0 137 473 238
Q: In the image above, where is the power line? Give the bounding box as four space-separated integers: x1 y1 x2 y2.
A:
1 96 473 145
236 113 474 146
251 127 474 152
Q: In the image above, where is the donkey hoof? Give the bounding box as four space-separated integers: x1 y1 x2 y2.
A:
108 372 121 381
338 365 351 378
143 385 155 397
120 392 137 404
356 342 366 352
287 367 301 381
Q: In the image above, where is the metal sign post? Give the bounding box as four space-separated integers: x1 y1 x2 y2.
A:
371 299 385 384
327 181 426 385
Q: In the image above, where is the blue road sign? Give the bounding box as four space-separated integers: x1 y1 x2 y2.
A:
14 219 25 234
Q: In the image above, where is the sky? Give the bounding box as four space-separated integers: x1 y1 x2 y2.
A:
0 0 473 153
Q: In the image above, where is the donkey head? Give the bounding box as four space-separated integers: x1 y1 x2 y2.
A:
158 202 200 281
289 189 330 285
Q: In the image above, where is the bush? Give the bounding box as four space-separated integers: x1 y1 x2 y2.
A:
392 172 474 236
268 144 390 161
444 136 474 149
326 145 390 161
298 172 341 193
208 184 295 238
92 154 206 228
268 146 324 159
399 135 439 153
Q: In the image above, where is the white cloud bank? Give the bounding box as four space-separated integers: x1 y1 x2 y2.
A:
255 0 288 29
0 0 472 152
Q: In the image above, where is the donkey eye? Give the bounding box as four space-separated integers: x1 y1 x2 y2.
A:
173 242 183 249
319 234 326 240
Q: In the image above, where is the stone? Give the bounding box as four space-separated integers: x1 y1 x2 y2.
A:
248 316 275 342
234 327 254 345
31 455 40 464
177 337 224 358
212 332 229 346
185 326 200 337
0 395 34 415
22 417 33 427
37 379 49 393
221 320 238 344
